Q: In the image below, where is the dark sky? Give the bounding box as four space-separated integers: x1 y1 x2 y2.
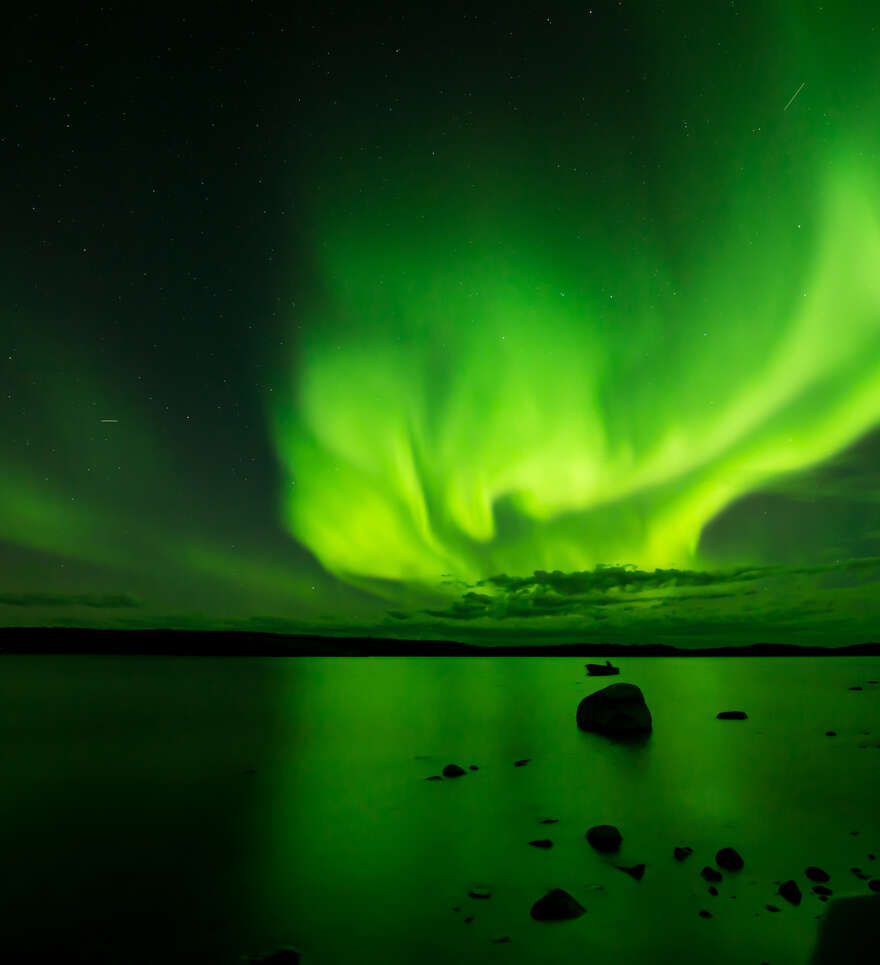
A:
3 2 880 645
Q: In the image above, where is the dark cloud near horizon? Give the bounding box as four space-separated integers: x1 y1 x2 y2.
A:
0 592 142 608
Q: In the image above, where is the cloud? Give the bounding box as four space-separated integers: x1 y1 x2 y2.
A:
0 592 142 608
424 559 880 623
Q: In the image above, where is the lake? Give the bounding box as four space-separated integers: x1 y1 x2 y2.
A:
1 655 879 964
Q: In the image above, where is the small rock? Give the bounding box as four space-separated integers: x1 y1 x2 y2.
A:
425 776 442 781
765 904 781 913
514 759 531 767
452 907 461 912
869 854 876 861
586 825 622 853
778 880 802 905
850 831 860 836
468 765 479 771
464 917 473 924
492 936 511 943
825 731 837 737
716 711 748 720
674 846 694 861
812 886 833 896
849 686 863 691
716 847 744 871
708 886 718 896
539 818 559 824
468 888 491 900
868 880 880 892
528 839 553 849
868 680 878 684
851 867 871 880
244 769 257 774
805 867 830 882
443 764 467 778
701 867 723 882
529 888 586 921
699 909 712 918
615 863 645 880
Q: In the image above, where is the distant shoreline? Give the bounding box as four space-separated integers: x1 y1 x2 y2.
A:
2 627 880 656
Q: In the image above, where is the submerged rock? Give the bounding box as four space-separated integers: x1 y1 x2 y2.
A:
528 839 553 849
674 846 694 861
585 825 623 853
716 847 744 871
530 888 586 921
806 866 831 882
698 909 712 918
576 683 652 734
539 818 559 824
716 711 748 720
468 888 491 900
813 885 833 896
701 867 723 882
513 758 531 767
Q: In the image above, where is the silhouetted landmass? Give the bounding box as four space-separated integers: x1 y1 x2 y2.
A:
2 627 880 656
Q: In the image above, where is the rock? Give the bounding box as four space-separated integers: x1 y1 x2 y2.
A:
806 866 831 882
492 936 511 943
813 885 833 895
851 868 871 880
442 764 467 778
701 867 723 882
576 683 652 734
708 886 718 896
539 818 559 824
765 904 780 912
468 888 491 900
698 909 712 918
674 846 694 861
586 661 620 676
826 731 837 736
585 825 623 853
468 765 479 771
716 711 748 720
425 775 442 781
530 888 586 921
464 917 473 923
513 759 531 767
778 880 802 905
849 686 863 691
869 880 880 892
242 950 300 964
716 847 743 871
528 839 553 849
615 864 645 880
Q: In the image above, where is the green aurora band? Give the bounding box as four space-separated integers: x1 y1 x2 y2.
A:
269 12 880 596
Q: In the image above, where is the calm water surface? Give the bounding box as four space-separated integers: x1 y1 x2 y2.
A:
2 655 879 964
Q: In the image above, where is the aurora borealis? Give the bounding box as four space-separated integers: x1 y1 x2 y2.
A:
3 2 880 645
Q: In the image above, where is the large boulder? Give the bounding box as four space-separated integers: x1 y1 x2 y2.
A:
576 683 652 734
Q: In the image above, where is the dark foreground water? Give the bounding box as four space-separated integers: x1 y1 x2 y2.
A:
2 655 879 964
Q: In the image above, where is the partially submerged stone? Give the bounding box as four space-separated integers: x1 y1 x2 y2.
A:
585 824 622 853
576 683 652 734
442 764 467 778
530 888 586 921
716 847 743 871
716 711 748 720
778 879 802 905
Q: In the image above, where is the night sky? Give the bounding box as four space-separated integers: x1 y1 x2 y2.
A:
3 2 880 645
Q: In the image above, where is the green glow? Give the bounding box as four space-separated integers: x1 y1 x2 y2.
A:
270 147 880 589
